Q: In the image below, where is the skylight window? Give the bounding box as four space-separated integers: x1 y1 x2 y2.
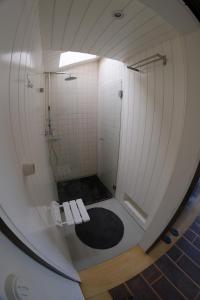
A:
59 51 97 68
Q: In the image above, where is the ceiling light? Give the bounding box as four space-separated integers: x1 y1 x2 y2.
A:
112 10 124 19
59 51 97 68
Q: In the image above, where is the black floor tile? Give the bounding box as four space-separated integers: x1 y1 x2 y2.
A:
196 215 200 225
190 222 200 236
152 276 185 300
177 254 200 285
167 245 182 261
156 255 199 299
176 237 200 266
193 237 200 249
184 229 197 242
57 175 112 205
107 214 200 300
142 265 161 284
126 275 160 300
195 293 200 300
109 284 131 300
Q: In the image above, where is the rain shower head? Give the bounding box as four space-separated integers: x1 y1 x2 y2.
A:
65 74 77 81
44 72 78 80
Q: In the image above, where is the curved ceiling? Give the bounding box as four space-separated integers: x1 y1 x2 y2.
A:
39 0 195 71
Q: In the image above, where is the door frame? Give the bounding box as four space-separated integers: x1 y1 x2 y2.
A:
165 160 200 227
0 212 79 283
146 160 200 252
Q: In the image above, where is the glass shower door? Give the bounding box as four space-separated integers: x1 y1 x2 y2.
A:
98 79 122 195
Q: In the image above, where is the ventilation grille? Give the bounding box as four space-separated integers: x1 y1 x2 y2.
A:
183 0 200 22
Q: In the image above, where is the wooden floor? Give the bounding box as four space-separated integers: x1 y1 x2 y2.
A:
79 195 200 300
80 241 172 299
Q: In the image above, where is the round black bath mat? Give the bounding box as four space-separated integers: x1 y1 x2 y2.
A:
75 207 124 249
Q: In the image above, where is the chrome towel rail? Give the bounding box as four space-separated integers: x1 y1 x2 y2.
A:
127 53 167 72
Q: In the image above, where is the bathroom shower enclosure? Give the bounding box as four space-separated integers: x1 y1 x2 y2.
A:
1 0 200 293
44 59 123 196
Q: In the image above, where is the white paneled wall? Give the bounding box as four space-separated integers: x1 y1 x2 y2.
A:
117 37 186 229
98 58 123 193
39 0 178 62
0 0 78 281
49 62 98 181
140 29 200 250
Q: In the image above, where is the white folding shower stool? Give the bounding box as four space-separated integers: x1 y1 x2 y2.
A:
50 198 90 226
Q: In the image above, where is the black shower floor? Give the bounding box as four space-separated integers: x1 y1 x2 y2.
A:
57 175 113 206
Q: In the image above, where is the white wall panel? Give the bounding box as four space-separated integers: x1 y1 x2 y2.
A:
140 29 200 250
51 0 74 50
116 36 186 229
71 0 111 52
61 0 91 51
99 9 155 57
107 16 166 58
0 0 78 281
0 233 84 300
39 0 178 62
90 0 145 54
39 0 55 50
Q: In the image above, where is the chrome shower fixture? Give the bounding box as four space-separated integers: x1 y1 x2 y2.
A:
44 72 77 80
27 74 34 88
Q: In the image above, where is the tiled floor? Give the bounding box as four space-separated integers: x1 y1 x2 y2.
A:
80 181 200 300
57 175 112 205
109 215 200 300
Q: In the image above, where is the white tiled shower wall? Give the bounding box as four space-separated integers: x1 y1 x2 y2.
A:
49 61 98 181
